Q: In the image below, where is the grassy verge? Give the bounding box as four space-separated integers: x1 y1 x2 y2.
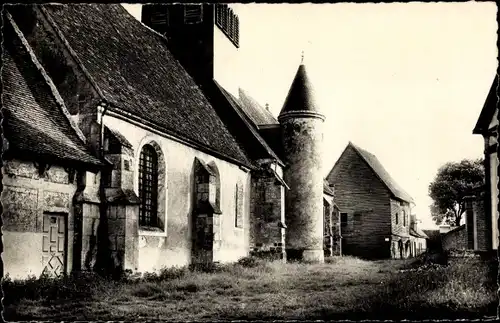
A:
2 254 497 320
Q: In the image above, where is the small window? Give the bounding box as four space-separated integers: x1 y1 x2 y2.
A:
403 210 406 227
340 213 348 227
184 5 203 24
395 213 399 225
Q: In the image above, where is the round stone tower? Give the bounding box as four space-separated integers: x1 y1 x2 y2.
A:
278 62 325 263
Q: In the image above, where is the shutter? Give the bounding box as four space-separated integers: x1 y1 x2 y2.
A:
228 12 234 39
151 10 169 27
216 5 223 26
234 15 240 46
184 5 203 24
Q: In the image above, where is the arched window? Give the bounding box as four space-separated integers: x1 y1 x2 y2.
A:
138 144 159 227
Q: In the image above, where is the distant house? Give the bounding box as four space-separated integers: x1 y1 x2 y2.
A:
472 76 498 251
408 214 427 256
326 142 414 259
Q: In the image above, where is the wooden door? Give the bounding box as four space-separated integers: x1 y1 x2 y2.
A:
42 213 67 277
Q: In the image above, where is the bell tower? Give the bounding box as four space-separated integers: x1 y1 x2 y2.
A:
142 3 240 92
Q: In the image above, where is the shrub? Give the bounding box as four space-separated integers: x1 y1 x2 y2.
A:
2 271 109 305
237 256 264 268
158 266 189 280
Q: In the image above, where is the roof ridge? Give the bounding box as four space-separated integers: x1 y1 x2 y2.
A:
6 11 90 147
237 87 279 127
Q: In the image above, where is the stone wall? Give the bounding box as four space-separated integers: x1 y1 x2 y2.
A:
249 164 285 261
2 159 100 279
442 225 467 251
473 192 489 251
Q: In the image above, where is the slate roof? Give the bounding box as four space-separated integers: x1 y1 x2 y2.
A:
40 4 251 167
2 17 103 168
279 64 320 117
238 88 279 127
214 81 283 163
106 126 133 149
473 76 498 134
349 142 414 203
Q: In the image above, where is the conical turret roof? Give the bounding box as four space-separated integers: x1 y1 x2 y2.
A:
279 63 321 118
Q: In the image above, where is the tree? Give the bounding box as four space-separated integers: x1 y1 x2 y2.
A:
428 158 484 226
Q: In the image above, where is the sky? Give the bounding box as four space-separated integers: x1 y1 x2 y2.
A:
122 3 497 229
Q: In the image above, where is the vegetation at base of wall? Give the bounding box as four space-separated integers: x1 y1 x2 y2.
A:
2 253 497 320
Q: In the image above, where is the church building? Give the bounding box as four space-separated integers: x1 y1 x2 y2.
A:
2 3 340 279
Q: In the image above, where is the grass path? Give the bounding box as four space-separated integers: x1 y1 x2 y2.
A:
3 256 497 320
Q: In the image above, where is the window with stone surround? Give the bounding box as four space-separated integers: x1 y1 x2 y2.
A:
138 144 159 227
194 158 222 215
235 181 244 228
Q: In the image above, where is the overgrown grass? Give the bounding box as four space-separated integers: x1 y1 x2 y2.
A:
2 254 497 320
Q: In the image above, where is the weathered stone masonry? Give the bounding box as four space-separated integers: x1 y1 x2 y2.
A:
280 115 325 262
2 159 101 278
249 163 286 261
